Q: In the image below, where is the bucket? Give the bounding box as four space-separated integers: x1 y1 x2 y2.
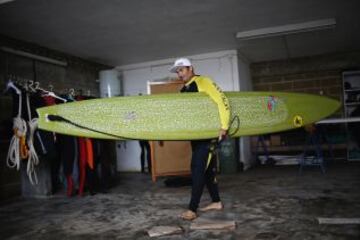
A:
219 137 238 174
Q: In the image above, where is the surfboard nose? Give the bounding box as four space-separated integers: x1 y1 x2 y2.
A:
324 96 341 114
289 94 341 126
312 95 340 118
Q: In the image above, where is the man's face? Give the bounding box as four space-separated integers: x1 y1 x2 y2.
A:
176 67 194 82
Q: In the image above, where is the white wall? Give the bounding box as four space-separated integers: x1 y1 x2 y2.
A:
116 140 141 172
118 50 240 95
237 53 254 170
115 50 252 172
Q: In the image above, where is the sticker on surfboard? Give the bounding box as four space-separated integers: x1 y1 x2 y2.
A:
293 115 303 127
124 111 137 121
266 96 278 112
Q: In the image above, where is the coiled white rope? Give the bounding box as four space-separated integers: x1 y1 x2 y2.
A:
6 117 27 170
6 89 40 185
25 92 39 185
6 88 25 170
26 118 39 185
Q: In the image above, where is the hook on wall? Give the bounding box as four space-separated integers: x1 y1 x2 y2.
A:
34 81 40 90
69 88 75 96
27 80 36 92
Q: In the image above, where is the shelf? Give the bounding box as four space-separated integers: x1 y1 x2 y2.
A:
343 70 360 162
344 88 360 92
252 143 347 154
343 70 360 77
345 102 360 107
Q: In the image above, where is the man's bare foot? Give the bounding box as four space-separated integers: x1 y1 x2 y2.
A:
199 202 224 212
181 210 197 221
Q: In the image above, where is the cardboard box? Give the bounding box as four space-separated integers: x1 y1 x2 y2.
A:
270 135 281 146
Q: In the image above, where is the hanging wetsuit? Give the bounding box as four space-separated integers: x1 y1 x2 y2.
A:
76 95 95 196
90 138 102 193
54 96 78 196
180 75 230 213
56 133 76 196
41 94 63 193
8 85 28 161
139 140 151 173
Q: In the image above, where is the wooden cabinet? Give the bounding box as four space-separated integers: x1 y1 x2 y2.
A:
148 80 192 181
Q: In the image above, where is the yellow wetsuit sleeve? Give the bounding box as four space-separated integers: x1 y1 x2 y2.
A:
196 77 230 130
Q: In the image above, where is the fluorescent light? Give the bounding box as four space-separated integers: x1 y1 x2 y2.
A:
0 0 15 5
236 18 336 40
1 47 67 66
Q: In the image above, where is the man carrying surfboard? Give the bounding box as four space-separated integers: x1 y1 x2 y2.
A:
170 58 230 220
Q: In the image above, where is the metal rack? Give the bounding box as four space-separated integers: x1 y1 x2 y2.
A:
342 70 360 161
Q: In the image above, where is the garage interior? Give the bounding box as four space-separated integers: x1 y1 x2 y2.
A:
0 0 359 239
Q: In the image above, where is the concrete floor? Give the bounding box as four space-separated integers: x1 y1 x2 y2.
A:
0 163 359 240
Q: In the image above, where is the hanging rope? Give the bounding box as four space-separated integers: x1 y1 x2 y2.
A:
26 118 39 185
6 117 27 170
6 88 27 169
6 87 40 185
25 92 39 185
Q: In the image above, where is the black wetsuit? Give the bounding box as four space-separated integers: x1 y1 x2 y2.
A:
180 75 230 212
139 140 151 173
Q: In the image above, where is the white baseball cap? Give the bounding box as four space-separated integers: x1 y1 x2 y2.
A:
170 58 192 73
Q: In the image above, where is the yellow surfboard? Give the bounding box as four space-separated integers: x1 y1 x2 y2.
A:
36 92 340 140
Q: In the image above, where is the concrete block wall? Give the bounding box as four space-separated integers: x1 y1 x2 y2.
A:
0 35 111 201
0 35 109 96
249 51 360 156
251 51 360 105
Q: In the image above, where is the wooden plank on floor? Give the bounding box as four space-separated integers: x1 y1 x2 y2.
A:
318 218 360 225
190 218 236 230
147 226 182 237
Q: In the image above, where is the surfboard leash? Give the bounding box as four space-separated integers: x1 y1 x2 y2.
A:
47 114 133 140
228 115 240 138
47 114 240 141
